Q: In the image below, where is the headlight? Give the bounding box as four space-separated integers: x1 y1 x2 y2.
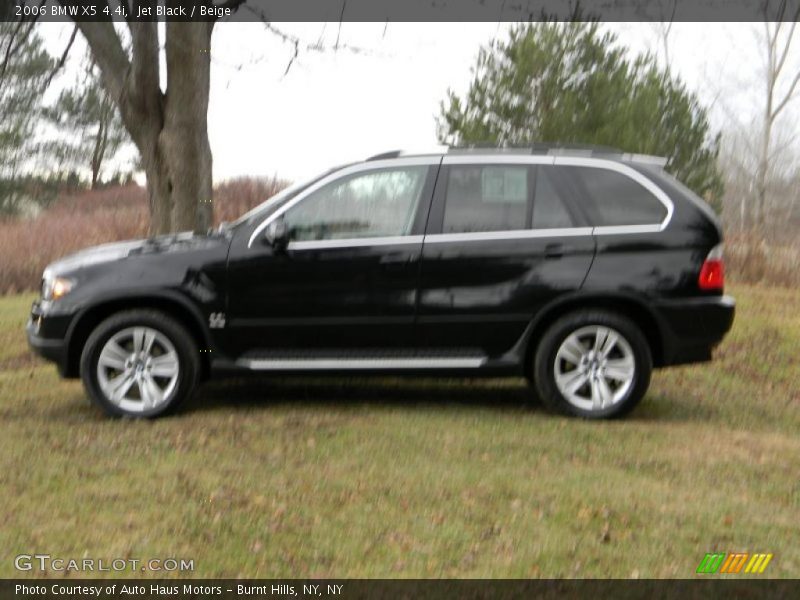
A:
42 275 75 301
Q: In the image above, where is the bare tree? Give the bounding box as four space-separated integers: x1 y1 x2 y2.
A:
61 1 219 234
59 2 367 235
755 1 800 232
648 2 678 75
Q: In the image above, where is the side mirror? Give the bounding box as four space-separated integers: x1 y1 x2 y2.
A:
264 218 290 252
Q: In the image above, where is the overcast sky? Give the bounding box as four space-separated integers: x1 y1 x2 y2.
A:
38 22 799 183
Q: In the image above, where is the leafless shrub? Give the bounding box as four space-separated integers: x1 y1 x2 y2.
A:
0 177 287 294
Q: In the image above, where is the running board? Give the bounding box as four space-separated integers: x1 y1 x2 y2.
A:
236 357 487 371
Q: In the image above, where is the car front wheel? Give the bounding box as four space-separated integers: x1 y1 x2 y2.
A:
533 310 652 419
80 310 199 418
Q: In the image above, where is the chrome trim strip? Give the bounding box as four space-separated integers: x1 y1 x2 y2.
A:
247 157 441 248
288 235 423 251
553 156 674 231
238 357 486 370
423 227 593 244
592 224 663 235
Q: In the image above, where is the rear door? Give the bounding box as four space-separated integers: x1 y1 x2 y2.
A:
416 157 596 358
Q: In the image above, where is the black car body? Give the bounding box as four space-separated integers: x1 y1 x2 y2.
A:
27 147 735 418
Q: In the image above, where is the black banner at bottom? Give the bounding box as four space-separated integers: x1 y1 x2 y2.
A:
2 579 799 600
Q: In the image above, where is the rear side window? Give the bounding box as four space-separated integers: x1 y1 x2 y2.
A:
569 166 667 226
442 166 529 233
532 167 575 229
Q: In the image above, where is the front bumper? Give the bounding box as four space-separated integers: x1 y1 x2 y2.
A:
654 294 735 366
26 300 72 376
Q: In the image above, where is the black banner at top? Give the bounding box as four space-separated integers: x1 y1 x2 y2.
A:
3 0 800 23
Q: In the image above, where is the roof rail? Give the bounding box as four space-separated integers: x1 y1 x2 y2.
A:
448 143 623 155
366 150 404 161
616 153 668 167
447 144 667 167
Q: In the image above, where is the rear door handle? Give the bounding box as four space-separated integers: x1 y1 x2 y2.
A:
544 243 564 259
379 253 416 268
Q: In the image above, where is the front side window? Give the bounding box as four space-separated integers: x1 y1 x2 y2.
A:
283 166 428 241
442 166 530 233
568 166 668 226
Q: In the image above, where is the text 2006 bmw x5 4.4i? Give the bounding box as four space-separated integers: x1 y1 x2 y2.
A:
27 147 735 419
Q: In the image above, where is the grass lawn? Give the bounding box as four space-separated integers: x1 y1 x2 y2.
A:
1 284 798 578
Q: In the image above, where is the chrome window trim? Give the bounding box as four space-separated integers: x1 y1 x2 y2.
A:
247 154 675 249
423 227 593 244
288 235 424 251
552 156 674 231
238 357 486 370
278 224 662 249
247 157 441 248
592 224 664 235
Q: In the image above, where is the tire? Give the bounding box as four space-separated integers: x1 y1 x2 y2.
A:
80 310 200 418
533 310 652 419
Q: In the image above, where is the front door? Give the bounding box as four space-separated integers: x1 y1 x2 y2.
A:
223 160 440 361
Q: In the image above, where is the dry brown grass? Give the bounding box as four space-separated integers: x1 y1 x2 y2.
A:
212 176 286 223
724 232 800 287
0 178 286 294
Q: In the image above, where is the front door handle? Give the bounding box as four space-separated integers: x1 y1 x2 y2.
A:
544 243 564 259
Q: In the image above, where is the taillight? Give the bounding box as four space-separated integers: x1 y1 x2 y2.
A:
698 244 724 291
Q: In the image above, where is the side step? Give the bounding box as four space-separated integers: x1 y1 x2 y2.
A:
236 357 486 371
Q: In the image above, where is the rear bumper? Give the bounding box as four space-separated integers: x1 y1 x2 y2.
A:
654 294 735 366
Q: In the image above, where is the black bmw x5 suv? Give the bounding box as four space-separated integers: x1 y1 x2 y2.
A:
27 147 734 419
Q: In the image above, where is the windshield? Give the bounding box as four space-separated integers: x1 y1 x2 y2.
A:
227 167 344 229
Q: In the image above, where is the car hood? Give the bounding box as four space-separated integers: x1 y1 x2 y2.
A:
44 232 225 277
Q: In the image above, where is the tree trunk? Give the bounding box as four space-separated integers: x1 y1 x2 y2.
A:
142 151 173 234
135 23 213 235
160 22 214 234
73 18 213 236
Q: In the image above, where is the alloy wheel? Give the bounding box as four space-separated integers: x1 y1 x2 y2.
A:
553 325 636 412
96 326 180 413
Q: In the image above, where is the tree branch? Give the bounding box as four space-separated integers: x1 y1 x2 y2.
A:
129 19 160 98
42 25 78 91
58 1 130 104
71 20 130 103
771 68 800 117
773 10 799 80
335 1 347 51
0 2 44 86
242 7 372 76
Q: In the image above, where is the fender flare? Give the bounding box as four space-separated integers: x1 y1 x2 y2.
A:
516 290 668 368
63 289 214 377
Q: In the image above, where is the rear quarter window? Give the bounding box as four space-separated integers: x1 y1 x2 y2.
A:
569 166 668 226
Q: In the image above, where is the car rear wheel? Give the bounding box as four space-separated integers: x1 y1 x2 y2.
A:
533 310 652 419
80 310 199 418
